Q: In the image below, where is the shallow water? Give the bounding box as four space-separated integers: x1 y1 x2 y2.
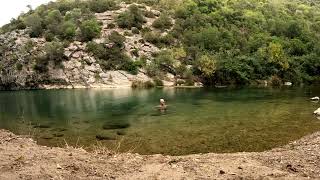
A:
0 86 320 155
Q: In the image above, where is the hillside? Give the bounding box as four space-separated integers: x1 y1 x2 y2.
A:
0 0 320 89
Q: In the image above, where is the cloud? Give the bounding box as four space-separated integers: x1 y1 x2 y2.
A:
0 0 53 26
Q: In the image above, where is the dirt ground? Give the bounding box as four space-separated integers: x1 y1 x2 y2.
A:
0 129 319 180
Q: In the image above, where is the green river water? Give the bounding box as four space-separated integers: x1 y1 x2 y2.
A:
0 86 319 155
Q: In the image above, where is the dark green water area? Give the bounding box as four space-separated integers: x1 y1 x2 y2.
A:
0 86 319 155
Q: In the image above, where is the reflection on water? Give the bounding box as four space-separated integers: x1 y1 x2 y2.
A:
0 86 320 155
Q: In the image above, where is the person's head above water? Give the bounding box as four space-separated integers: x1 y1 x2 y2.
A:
160 99 165 104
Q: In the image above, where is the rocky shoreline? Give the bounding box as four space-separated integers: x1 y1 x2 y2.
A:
0 129 319 179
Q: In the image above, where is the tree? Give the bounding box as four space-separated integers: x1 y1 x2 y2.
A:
196 54 217 77
267 42 289 70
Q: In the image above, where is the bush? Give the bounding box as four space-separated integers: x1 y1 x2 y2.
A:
88 0 117 13
107 23 116 29
122 60 139 75
131 48 139 57
132 80 155 89
86 41 105 59
79 19 101 41
44 31 55 42
116 5 144 29
44 41 65 64
16 63 23 71
153 77 163 86
123 31 133 36
108 31 125 47
60 21 76 40
34 55 49 73
131 27 140 34
144 10 155 18
24 13 44 37
270 75 282 86
143 31 161 44
152 14 172 31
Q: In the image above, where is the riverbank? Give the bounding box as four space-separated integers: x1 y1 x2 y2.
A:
0 129 319 179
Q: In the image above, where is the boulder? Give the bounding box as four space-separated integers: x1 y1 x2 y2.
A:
314 108 320 116
311 97 320 101
284 82 292 86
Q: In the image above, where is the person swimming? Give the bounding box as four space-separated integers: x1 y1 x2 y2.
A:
159 98 167 111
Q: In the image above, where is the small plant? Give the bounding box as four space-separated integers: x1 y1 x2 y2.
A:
131 27 140 34
123 31 133 37
107 23 116 29
16 63 23 71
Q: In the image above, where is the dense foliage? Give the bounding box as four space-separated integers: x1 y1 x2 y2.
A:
1 0 320 85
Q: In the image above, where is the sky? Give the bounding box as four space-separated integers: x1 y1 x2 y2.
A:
0 0 53 26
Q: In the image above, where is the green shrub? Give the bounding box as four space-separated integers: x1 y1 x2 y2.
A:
44 31 55 42
44 41 65 65
86 41 105 58
132 80 155 89
116 5 144 29
16 63 23 71
153 77 163 86
34 55 49 73
60 21 76 40
131 27 140 34
270 75 282 87
144 10 155 18
152 14 172 31
143 31 161 44
108 31 126 47
107 23 116 29
88 0 117 13
24 13 44 37
79 19 101 41
122 60 139 75
131 48 139 57
123 31 133 36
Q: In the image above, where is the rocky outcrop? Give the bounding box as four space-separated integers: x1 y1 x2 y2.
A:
0 4 177 90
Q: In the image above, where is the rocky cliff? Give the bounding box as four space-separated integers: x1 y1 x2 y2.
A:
0 3 176 90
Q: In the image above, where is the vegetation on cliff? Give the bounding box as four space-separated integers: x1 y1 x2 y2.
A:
1 0 320 87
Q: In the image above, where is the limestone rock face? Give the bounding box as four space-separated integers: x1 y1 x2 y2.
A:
0 3 179 90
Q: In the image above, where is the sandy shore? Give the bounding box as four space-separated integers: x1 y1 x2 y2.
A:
0 129 319 180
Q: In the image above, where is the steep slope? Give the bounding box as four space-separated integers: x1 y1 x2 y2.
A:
0 2 175 90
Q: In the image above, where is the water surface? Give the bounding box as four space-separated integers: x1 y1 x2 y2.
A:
0 86 319 155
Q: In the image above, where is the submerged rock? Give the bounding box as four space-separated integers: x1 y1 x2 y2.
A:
96 134 116 141
41 135 54 140
284 82 292 86
314 108 320 116
53 133 64 137
33 124 51 129
116 131 126 136
50 128 67 132
102 122 130 130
